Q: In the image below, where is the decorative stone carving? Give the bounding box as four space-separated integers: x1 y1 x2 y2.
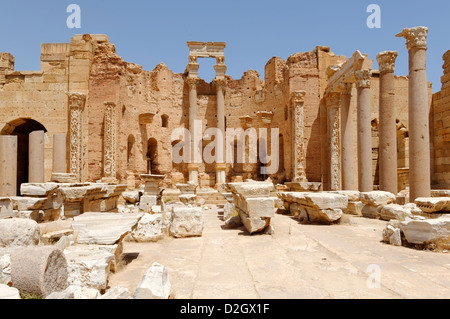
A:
185 76 199 89
396 26 428 50
213 78 227 90
326 92 341 190
291 91 307 182
376 51 398 73
103 102 117 182
67 92 86 182
355 69 372 88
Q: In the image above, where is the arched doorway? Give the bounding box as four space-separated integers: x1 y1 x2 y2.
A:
147 138 159 174
1 118 47 194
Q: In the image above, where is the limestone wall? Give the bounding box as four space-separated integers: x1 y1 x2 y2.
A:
431 50 450 188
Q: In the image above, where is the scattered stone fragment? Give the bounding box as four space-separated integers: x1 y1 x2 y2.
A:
133 262 171 299
0 254 11 285
400 216 450 248
0 218 40 248
414 197 450 213
0 284 20 299
130 213 164 242
46 285 100 299
223 202 242 227
10 246 68 298
170 207 203 238
98 285 131 299
121 190 142 204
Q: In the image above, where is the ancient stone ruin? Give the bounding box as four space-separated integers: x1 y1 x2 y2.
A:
0 26 449 299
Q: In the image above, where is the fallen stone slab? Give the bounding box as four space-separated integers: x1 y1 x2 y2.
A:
239 210 270 234
20 183 59 197
223 202 242 227
64 245 115 291
133 262 171 299
10 246 68 298
121 190 142 204
130 213 164 242
235 197 275 219
46 285 100 299
400 217 450 248
380 204 414 221
328 190 361 202
414 197 450 213
0 218 40 248
228 181 274 198
0 284 20 299
0 197 13 219
170 207 203 238
360 191 396 206
72 212 144 245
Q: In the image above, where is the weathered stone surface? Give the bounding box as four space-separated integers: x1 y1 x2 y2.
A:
72 212 143 245
121 190 142 204
361 205 382 219
130 213 163 242
0 197 13 219
0 284 20 299
98 285 131 299
12 194 63 211
133 262 171 299
400 217 450 246
46 285 100 299
380 204 414 221
41 229 74 245
360 191 396 206
328 190 361 202
228 182 274 198
414 197 450 213
223 202 242 226
179 194 197 206
382 223 402 246
64 245 115 291
346 201 364 216
10 246 68 297
0 218 40 248
170 207 203 238
20 183 59 197
239 209 270 234
236 197 275 219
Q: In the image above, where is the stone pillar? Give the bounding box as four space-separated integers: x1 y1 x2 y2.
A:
340 83 357 190
214 78 227 186
139 174 165 213
326 92 341 191
377 51 399 194
67 92 86 182
103 102 117 183
186 77 199 185
0 135 17 196
52 134 67 174
396 26 431 201
291 91 307 182
355 69 373 192
28 130 45 183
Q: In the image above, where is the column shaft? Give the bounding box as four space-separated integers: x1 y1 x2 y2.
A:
356 70 373 192
53 134 67 174
340 85 357 190
28 130 45 183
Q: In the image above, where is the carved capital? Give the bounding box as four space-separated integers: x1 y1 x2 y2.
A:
325 92 340 109
340 82 353 95
376 51 398 73
213 78 227 91
396 26 428 50
355 69 372 88
66 92 86 109
291 90 306 105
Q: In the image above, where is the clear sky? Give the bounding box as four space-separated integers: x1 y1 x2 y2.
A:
1 0 449 92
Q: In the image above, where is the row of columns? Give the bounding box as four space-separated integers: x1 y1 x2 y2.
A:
329 26 430 201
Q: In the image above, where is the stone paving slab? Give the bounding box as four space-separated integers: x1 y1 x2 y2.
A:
108 207 450 299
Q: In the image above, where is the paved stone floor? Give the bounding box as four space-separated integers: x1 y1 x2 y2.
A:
109 207 450 299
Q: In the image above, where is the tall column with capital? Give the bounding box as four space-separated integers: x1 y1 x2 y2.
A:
67 92 86 182
0 135 17 196
186 56 200 184
326 92 341 191
340 83 357 190
103 102 117 183
355 69 373 192
291 90 307 182
396 26 431 201
214 57 227 186
377 51 398 194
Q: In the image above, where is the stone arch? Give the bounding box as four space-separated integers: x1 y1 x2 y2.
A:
0 118 47 194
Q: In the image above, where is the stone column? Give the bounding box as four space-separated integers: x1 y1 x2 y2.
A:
67 92 86 182
52 134 67 174
186 76 199 185
0 135 17 196
340 83 357 190
326 92 341 191
291 91 307 182
396 26 431 201
377 51 399 194
355 69 373 192
103 102 117 183
214 78 227 186
28 130 45 183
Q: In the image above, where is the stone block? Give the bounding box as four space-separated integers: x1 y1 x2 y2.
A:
238 209 270 234
0 197 13 218
0 218 40 248
400 217 450 246
228 181 274 198
0 284 20 299
133 262 171 299
380 204 413 221
130 213 164 242
414 197 450 213
223 202 242 227
20 183 59 197
241 197 275 219
170 207 203 238
140 195 157 213
360 191 396 206
10 246 68 297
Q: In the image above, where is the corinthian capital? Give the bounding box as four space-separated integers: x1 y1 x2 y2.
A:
376 51 398 73
186 76 199 89
291 90 306 105
66 92 86 109
355 69 372 88
213 78 227 90
396 26 428 50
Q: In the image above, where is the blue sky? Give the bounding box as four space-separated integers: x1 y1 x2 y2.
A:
1 0 449 92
